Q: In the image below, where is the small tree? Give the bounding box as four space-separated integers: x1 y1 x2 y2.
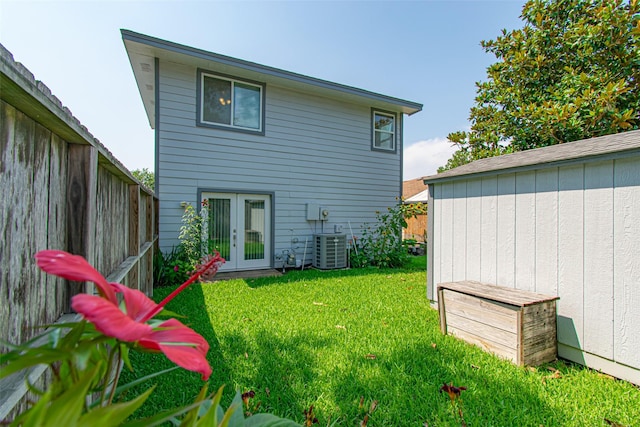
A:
353 200 427 268
132 167 155 191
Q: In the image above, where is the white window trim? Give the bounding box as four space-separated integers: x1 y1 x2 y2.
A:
197 70 265 134
372 109 397 153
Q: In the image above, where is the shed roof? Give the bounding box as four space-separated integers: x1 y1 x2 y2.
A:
422 130 640 184
121 30 423 129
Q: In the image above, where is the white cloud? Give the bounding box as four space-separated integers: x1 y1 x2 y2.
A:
403 138 458 180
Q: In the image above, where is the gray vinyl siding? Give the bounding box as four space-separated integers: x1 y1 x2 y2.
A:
156 60 401 259
425 132 640 385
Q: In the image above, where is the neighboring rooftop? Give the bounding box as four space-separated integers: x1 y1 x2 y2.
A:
403 177 428 199
422 130 640 184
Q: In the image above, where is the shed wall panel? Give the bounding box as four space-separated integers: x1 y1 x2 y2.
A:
557 165 585 350
514 171 536 292
480 176 497 283
534 168 558 296
465 180 482 279
432 184 443 287
583 161 615 360
497 174 516 287
613 157 640 368
439 182 454 281
452 181 467 281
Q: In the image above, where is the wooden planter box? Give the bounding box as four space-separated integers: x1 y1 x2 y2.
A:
437 281 559 366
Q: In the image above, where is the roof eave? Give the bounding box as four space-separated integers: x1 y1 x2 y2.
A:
121 29 423 128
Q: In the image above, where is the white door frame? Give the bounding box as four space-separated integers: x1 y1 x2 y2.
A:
201 192 272 271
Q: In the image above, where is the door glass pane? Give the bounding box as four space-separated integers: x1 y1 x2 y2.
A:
202 76 232 124
233 83 261 129
209 198 231 261
244 199 265 260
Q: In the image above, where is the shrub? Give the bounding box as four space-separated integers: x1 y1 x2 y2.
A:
354 200 426 268
154 200 217 287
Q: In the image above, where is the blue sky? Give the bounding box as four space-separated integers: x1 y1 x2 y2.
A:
1 0 526 179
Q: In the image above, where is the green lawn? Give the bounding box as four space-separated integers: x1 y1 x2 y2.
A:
122 257 639 426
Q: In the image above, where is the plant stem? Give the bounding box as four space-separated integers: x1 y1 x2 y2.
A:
107 345 124 406
101 345 118 406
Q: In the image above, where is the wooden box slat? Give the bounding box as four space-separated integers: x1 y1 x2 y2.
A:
438 281 558 366
438 280 559 307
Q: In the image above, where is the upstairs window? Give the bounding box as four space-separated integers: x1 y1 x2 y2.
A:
197 70 265 133
372 110 396 152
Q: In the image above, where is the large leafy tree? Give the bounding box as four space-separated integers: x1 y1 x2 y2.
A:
440 0 640 172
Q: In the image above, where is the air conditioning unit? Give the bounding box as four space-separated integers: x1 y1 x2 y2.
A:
313 233 347 269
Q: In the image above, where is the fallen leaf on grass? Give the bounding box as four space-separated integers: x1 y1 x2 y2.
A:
369 400 378 413
546 367 562 379
265 387 270 397
241 390 255 406
471 364 480 370
335 325 346 330
598 372 615 380
360 414 369 427
303 405 319 426
439 382 467 402
244 352 249 359
604 418 628 427
431 343 437 349
313 301 327 306
365 354 377 359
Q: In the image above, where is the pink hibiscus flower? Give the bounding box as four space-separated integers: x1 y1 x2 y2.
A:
35 250 224 380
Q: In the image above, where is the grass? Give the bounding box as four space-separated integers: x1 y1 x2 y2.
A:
122 256 640 426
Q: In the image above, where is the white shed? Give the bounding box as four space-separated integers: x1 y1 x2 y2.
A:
423 130 640 385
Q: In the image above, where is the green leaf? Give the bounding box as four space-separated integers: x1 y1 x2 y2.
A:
79 385 155 427
109 366 179 404
121 398 210 427
46 364 103 426
0 349 71 379
217 392 243 427
11 389 52 427
179 384 209 427
244 414 302 427
194 385 225 426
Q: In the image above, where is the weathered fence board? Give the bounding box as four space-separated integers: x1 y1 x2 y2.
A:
0 44 158 420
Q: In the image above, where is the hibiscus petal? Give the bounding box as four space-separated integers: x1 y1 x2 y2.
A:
157 345 212 381
111 283 158 322
72 294 152 342
36 250 117 304
138 318 211 380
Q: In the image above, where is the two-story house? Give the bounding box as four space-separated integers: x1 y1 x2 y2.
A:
122 30 422 272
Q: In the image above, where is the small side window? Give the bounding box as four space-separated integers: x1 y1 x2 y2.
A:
372 109 396 152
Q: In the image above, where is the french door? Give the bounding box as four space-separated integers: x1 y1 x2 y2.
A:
203 192 271 271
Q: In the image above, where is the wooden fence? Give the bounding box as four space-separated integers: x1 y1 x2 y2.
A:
0 44 158 419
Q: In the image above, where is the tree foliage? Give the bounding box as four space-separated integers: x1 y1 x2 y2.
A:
441 0 640 172
132 167 155 191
